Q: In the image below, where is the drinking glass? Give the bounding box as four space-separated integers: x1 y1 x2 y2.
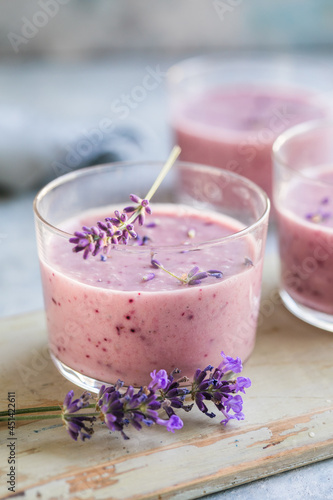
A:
273 120 333 331
34 161 270 392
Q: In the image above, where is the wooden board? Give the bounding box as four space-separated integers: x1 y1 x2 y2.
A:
0 254 333 499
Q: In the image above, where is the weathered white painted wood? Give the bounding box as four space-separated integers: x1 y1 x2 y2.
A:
0 254 332 499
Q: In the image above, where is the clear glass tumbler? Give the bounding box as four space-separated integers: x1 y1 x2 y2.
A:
273 120 333 331
34 161 270 392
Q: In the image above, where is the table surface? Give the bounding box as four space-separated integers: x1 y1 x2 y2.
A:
0 52 333 500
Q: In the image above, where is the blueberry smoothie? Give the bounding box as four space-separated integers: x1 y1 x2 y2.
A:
172 87 327 199
40 204 265 387
276 166 333 315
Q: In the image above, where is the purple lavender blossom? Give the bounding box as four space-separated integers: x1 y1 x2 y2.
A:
234 376 252 394
218 351 243 373
124 196 152 226
97 379 185 439
60 353 249 442
142 272 155 282
62 390 95 441
149 369 169 390
305 196 331 223
156 414 184 432
189 352 250 425
187 270 208 285
157 369 192 418
151 255 163 269
97 383 128 437
149 258 223 287
69 193 152 258
207 270 224 279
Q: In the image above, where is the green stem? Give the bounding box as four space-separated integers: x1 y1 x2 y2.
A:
0 406 60 417
0 403 96 418
126 145 181 227
0 414 62 421
155 263 186 284
144 145 181 202
0 411 100 422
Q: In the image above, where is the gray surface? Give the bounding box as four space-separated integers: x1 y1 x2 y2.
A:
0 53 332 499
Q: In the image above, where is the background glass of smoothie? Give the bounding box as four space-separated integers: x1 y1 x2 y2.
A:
168 57 329 200
34 160 270 392
273 120 333 332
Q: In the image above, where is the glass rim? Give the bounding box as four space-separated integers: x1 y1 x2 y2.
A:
167 54 332 91
167 56 328 142
33 160 270 250
272 118 333 186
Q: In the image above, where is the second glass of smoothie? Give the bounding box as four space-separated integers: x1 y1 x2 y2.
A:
273 120 333 332
168 57 330 200
34 160 269 392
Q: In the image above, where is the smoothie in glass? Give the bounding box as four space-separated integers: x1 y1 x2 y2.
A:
40 205 263 387
274 120 333 331
172 86 326 199
34 161 269 391
276 166 333 315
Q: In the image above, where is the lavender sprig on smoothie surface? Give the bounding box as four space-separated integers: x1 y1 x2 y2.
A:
69 195 152 258
69 146 181 258
305 196 331 224
151 255 223 286
0 352 251 442
68 144 224 288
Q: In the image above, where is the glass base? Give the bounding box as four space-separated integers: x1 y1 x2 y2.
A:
50 353 107 393
280 289 333 332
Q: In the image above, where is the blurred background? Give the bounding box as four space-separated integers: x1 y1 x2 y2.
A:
3 0 333 56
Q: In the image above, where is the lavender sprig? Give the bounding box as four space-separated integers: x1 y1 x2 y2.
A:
150 255 223 286
69 146 181 258
69 195 153 257
0 352 251 442
97 381 183 439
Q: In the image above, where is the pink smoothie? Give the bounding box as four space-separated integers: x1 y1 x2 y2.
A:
276 167 333 315
40 204 264 387
172 87 327 199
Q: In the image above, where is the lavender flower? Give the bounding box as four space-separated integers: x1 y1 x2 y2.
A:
97 383 126 436
149 369 169 390
207 270 224 279
69 193 153 258
150 255 223 287
69 147 183 258
155 414 184 433
123 195 152 226
9 348 250 443
97 379 184 439
190 352 251 425
62 390 95 441
218 351 243 373
156 369 193 418
142 272 155 282
135 235 151 246
305 197 331 224
186 266 208 285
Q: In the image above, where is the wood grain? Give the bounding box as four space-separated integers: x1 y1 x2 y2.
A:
0 253 332 499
